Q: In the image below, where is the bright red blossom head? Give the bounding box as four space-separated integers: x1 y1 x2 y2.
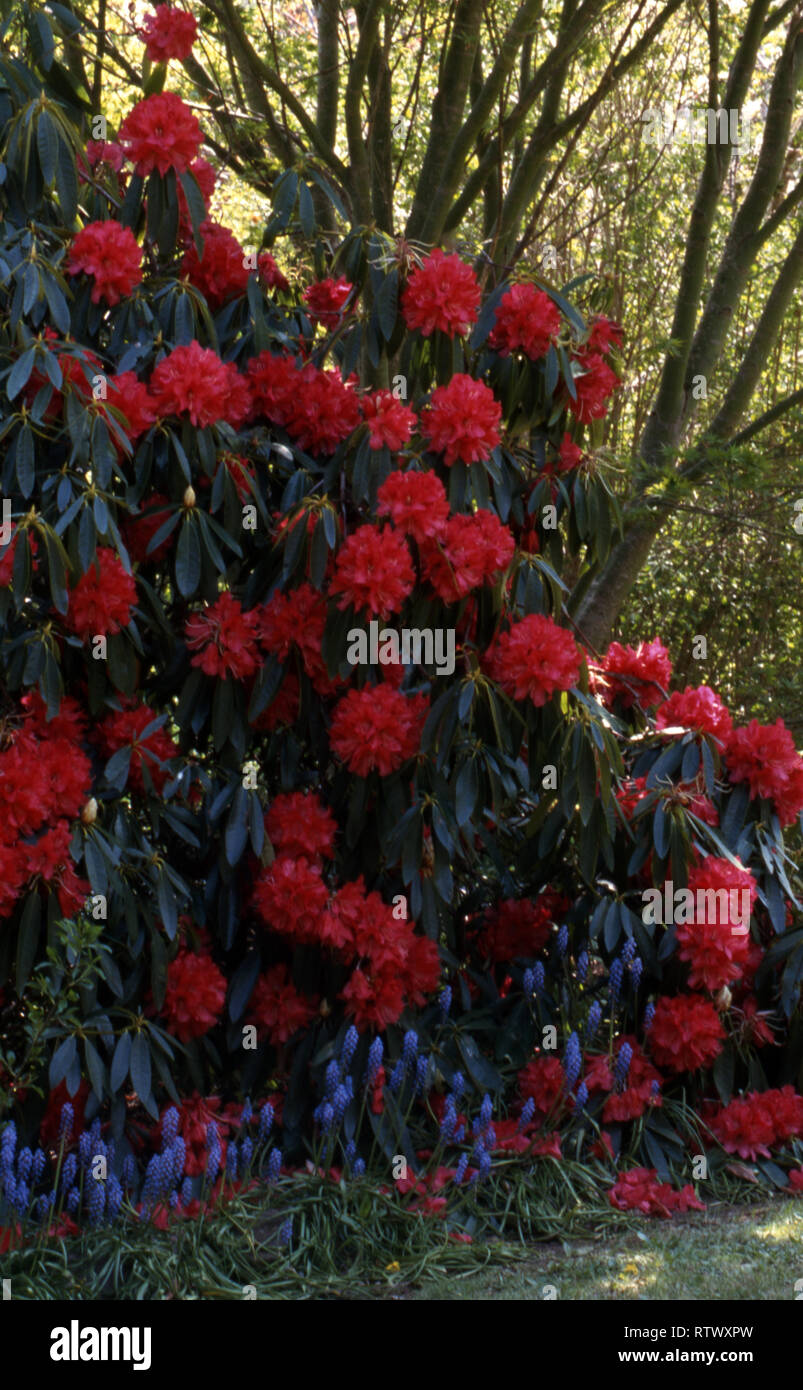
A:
118 92 202 177
648 994 724 1072
361 390 417 451
420 509 514 603
149 341 245 428
141 5 198 61
675 856 757 991
265 791 337 861
67 221 142 305
161 947 226 1041
246 965 318 1046
185 593 261 680
330 523 415 618
303 277 353 328
401 249 481 338
485 613 580 707
376 469 449 543
423 373 502 467
656 685 733 743
181 220 250 308
65 548 136 639
489 283 561 360
725 719 803 827
601 638 672 709
329 686 427 777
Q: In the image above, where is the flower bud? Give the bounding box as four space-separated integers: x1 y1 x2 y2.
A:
714 986 732 1012
183 485 196 508
81 797 98 825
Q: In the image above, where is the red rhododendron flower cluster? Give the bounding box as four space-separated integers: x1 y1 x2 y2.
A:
655 685 733 743
118 92 202 176
423 373 502 466
401 249 481 337
265 790 337 861
96 703 178 796
180 220 250 308
185 592 261 680
106 371 156 444
708 1086 803 1159
247 351 361 454
160 946 227 1041
247 964 319 1045
85 139 124 173
568 352 620 422
600 637 672 708
608 1168 705 1217
258 251 290 293
675 855 757 991
65 548 137 639
648 994 725 1072
517 1054 565 1120
253 854 330 943
361 390 417 451
479 890 567 962
725 718 803 827
587 314 623 354
485 613 581 707
330 523 415 618
67 221 142 305
303 276 353 328
376 469 450 543
489 283 561 359
141 5 198 62
420 509 515 602
329 685 428 777
150 341 250 428
256 582 338 696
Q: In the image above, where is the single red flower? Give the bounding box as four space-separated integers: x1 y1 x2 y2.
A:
65 548 136 639
361 389 417 451
185 592 261 680
330 523 415 618
402 249 481 337
118 92 202 177
252 853 330 944
67 221 142 305
485 613 580 707
489 283 561 359
329 686 427 777
258 252 290 294
567 352 620 422
423 373 502 467
376 469 449 543
648 994 725 1072
141 5 198 61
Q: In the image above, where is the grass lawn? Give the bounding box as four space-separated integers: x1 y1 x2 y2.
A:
406 1199 803 1301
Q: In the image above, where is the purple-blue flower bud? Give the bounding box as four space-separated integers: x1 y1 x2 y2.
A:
402 1030 418 1071
439 986 452 1019
608 957 624 1005
162 1107 180 1144
454 1153 468 1184
557 924 569 958
364 1036 384 1088
341 1025 359 1070
615 1042 632 1089
58 1104 74 1141
258 1102 274 1144
266 1148 282 1183
517 1097 535 1132
577 950 589 983
586 1000 602 1040
644 1001 656 1032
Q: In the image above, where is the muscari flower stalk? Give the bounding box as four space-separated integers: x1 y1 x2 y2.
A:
478 1150 492 1182
162 1107 180 1144
402 1030 419 1072
630 956 643 992
453 1153 469 1185
532 963 545 996
332 1085 349 1128
61 1153 78 1192
621 938 637 964
451 1071 465 1101
438 985 452 1020
614 1042 633 1090
279 1217 293 1247
388 1058 406 1093
353 1157 365 1177
517 1098 535 1132
121 1154 136 1189
340 1025 359 1071
586 1000 602 1040
577 951 589 984
16 1147 33 1182
66 1186 81 1214
240 1099 253 1129
106 1175 123 1221
315 1101 334 1134
556 924 569 958
225 1143 238 1181
87 1177 106 1227
324 1059 340 1099
643 1001 656 1032
440 1098 458 1142
522 967 534 998
608 957 624 1007
266 1148 282 1183
414 1055 428 1096
58 1104 73 1141
257 1102 274 1144
575 1081 589 1113
364 1036 384 1088
241 1136 254 1171
563 1032 582 1090
479 1093 493 1131
180 1176 193 1208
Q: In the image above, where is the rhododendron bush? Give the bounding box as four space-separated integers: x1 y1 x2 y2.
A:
1 9 803 1223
